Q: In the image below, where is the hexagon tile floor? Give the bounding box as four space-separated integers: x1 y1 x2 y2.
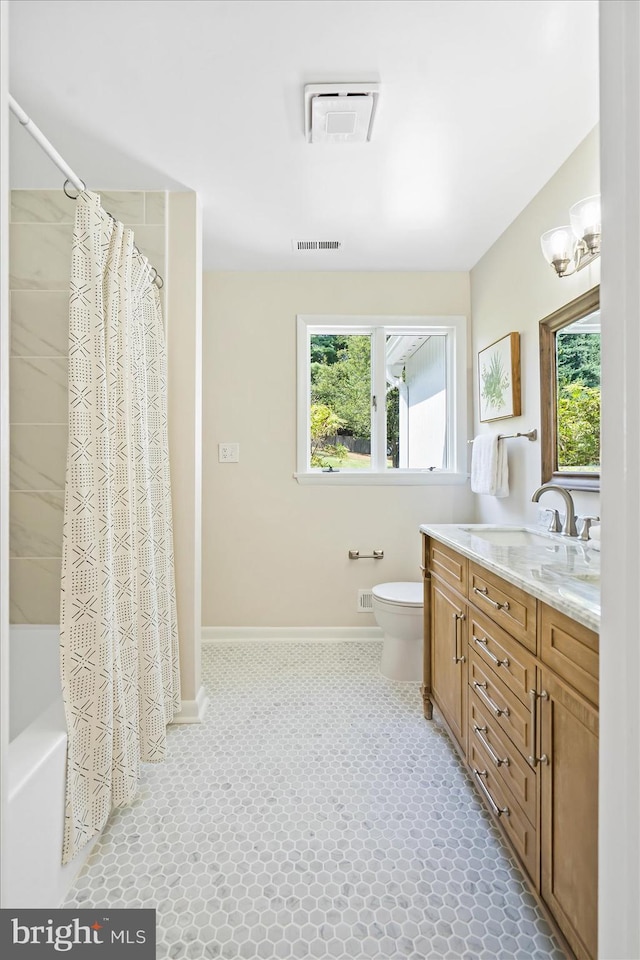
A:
64 641 567 960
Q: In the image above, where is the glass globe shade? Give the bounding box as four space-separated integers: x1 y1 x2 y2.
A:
569 195 601 241
540 227 577 265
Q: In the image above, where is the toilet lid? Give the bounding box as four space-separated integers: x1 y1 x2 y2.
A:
372 581 423 607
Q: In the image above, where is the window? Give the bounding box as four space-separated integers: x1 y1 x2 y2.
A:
556 312 600 474
296 315 468 484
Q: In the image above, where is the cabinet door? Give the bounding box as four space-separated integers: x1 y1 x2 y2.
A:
431 577 467 753
540 669 598 960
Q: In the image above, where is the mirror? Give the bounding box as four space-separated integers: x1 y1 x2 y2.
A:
539 286 600 491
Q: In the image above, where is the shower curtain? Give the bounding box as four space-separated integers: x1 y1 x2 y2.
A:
60 191 181 864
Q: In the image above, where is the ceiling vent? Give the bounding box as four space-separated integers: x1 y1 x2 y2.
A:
292 239 343 252
304 83 380 143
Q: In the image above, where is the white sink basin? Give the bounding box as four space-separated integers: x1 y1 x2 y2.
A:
459 526 553 547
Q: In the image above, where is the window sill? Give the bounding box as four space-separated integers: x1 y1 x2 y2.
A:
294 471 469 486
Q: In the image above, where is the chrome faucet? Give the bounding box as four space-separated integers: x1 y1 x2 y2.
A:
531 484 578 537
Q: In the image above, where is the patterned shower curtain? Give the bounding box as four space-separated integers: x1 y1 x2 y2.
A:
60 191 181 864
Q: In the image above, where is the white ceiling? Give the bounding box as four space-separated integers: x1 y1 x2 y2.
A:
8 0 599 271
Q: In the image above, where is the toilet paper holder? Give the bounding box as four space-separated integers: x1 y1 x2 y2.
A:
349 549 384 560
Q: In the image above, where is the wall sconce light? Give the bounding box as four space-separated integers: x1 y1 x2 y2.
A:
540 194 601 277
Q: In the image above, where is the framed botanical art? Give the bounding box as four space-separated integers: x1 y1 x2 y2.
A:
478 332 521 422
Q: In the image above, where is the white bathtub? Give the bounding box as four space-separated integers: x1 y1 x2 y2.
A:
6 625 99 907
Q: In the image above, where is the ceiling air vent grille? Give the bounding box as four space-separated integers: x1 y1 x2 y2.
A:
304 83 380 143
293 240 342 252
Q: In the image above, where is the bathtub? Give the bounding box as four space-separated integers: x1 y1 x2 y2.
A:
6 625 99 907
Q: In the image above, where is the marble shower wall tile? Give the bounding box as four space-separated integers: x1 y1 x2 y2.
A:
10 424 68 491
11 189 74 224
10 558 62 623
9 189 166 624
10 491 65 558
11 291 69 357
100 191 145 224
10 223 73 290
11 189 147 226
10 357 68 424
144 191 166 225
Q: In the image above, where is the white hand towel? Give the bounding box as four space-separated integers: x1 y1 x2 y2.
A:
470 434 509 497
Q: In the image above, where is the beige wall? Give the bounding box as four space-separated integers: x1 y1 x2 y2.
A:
203 271 474 628
470 126 601 525
166 192 203 709
9 189 166 622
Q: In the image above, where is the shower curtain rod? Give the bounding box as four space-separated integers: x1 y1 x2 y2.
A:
9 95 85 193
8 95 164 287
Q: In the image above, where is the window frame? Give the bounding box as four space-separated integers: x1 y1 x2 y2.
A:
295 314 468 485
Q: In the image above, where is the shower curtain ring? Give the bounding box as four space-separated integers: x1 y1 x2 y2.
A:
63 178 86 200
149 267 164 289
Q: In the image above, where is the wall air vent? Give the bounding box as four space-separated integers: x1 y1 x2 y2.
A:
304 83 380 143
293 240 343 252
358 590 374 613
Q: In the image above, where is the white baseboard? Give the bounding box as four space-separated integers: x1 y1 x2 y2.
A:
202 626 383 643
170 685 209 724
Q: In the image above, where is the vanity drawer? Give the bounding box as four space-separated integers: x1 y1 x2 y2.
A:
468 608 537 707
429 540 467 594
469 691 538 826
468 562 537 652
468 649 533 759
540 602 599 707
469 733 539 886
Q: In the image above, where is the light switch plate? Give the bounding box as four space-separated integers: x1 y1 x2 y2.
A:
218 443 239 463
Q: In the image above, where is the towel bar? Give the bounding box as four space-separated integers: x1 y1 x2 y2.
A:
468 428 537 443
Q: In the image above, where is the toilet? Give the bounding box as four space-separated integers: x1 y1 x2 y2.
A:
372 581 424 681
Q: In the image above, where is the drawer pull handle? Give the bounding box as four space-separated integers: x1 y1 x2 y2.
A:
473 681 510 717
473 769 510 817
528 689 549 767
452 612 466 663
473 724 510 767
472 635 510 668
473 586 510 612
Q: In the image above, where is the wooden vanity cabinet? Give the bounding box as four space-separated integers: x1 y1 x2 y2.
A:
538 601 599 960
540 602 599 707
430 577 467 753
422 534 599 960
468 561 537 652
539 668 599 960
429 539 468 593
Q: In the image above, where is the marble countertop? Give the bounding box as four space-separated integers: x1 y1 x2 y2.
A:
419 524 600 633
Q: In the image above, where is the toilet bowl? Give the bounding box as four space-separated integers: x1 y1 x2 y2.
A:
372 581 424 681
